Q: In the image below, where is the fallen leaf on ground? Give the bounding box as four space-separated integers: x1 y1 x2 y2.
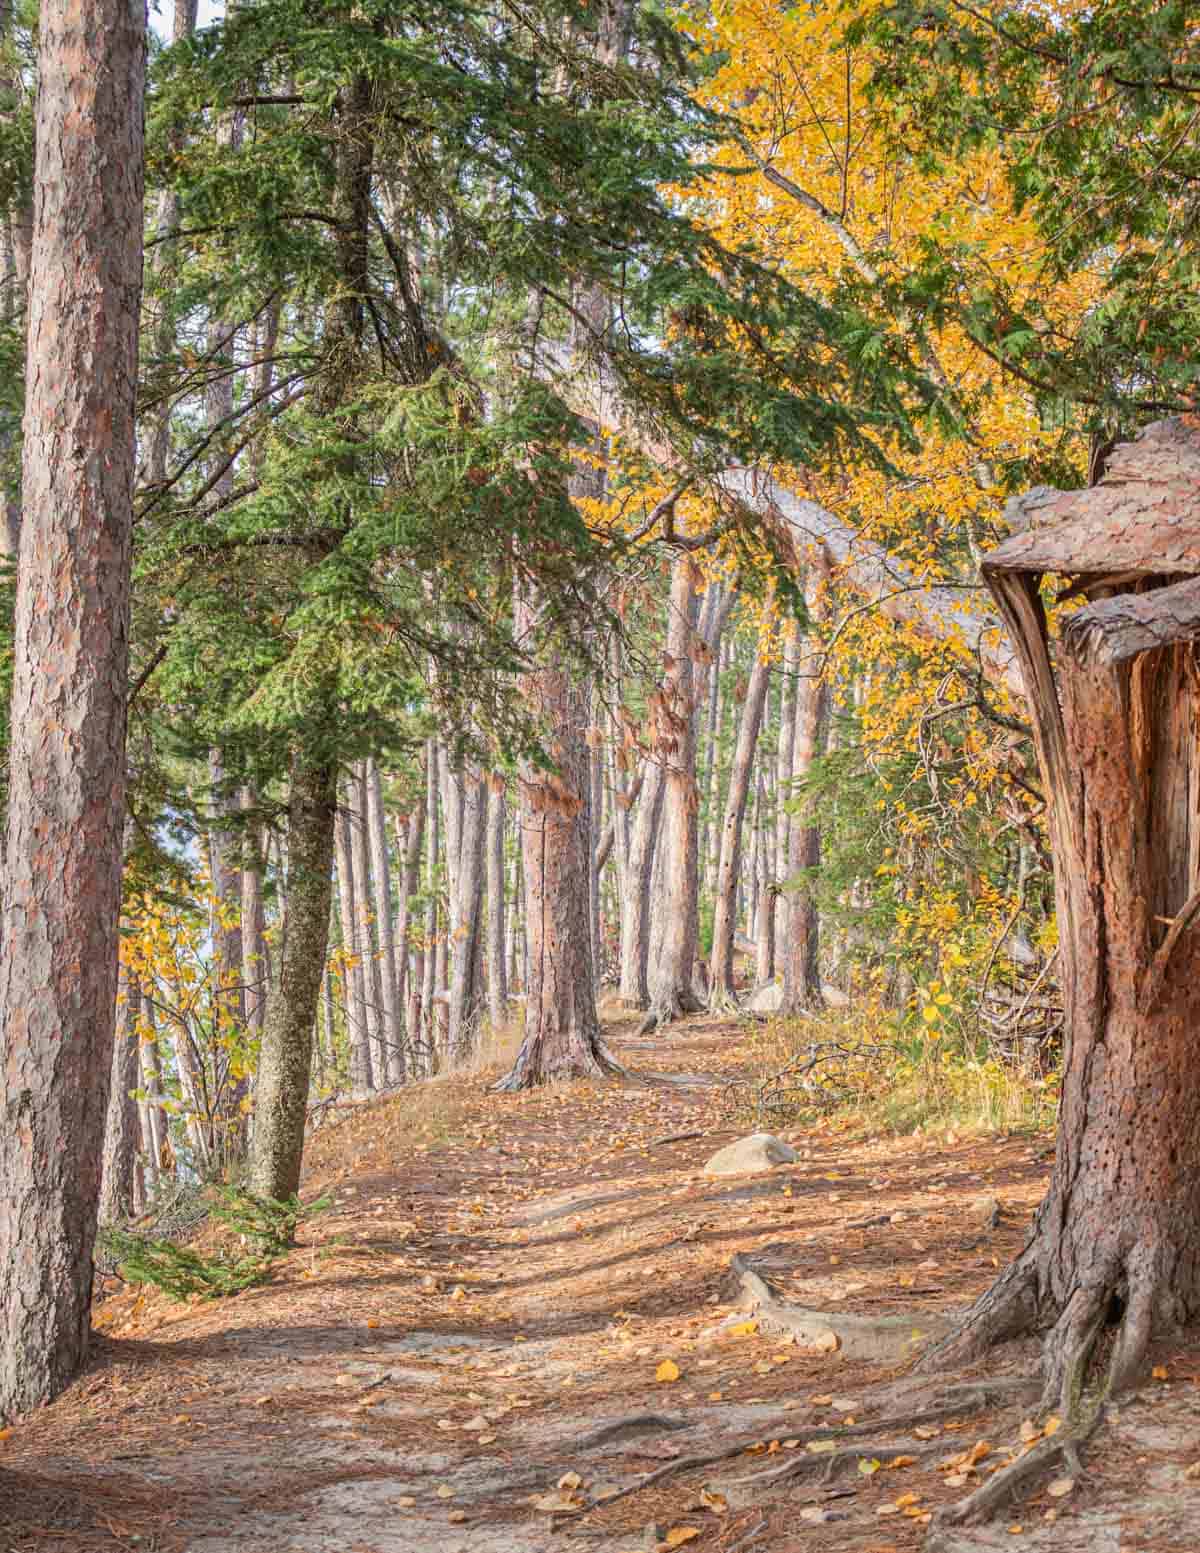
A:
656 1359 681 1383
1046 1477 1075 1498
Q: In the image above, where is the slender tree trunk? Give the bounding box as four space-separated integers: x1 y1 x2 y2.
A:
394 784 425 1049
248 757 338 1201
420 742 440 1077
710 652 770 1006
0 0 145 1417
99 975 143 1225
334 794 373 1095
140 1006 167 1195
618 758 665 1007
447 766 487 1062
775 628 799 896
364 758 404 1084
644 558 704 1030
348 763 386 1085
241 785 269 1038
486 777 508 1029
755 773 777 985
780 579 829 1015
320 964 337 1088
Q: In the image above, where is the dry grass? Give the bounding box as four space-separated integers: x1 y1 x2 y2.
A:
727 1004 1057 1140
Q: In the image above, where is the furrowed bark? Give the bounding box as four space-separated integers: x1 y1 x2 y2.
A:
0 0 145 1417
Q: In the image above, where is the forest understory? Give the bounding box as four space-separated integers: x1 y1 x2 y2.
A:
4 1011 1200 1553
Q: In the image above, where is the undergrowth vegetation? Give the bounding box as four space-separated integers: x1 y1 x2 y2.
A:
729 1006 1059 1139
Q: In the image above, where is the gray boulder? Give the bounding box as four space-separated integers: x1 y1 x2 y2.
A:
703 1133 797 1177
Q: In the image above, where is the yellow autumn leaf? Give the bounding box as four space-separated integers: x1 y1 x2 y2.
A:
663 1529 699 1548
728 1319 758 1337
656 1359 681 1383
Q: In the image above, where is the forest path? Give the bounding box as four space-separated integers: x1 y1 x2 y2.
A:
4 1014 1200 1553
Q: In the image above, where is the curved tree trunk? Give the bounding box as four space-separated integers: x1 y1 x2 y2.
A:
709 651 770 1007
0 0 145 1420
248 757 337 1202
495 647 619 1090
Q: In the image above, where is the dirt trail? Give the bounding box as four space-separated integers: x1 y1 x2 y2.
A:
4 1015 1200 1553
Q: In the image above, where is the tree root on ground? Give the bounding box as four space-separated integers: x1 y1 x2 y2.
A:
732 1252 956 1363
635 987 705 1038
573 1380 1038 1519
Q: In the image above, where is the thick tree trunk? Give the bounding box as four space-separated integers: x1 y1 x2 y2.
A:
495 648 619 1090
924 456 1200 1413
0 0 145 1420
99 976 143 1225
709 652 770 1007
645 558 704 1030
486 778 508 1030
248 757 337 1202
364 758 405 1084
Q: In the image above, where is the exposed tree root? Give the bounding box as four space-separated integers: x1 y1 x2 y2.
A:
575 1413 690 1449
732 1252 956 1362
491 1035 626 1091
635 986 705 1037
722 1436 946 1495
575 1384 1037 1520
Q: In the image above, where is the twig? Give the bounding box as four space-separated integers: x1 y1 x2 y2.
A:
648 1131 703 1148
725 1517 767 1552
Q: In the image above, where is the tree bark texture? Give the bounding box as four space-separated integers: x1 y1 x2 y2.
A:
248 758 337 1202
334 795 373 1094
0 0 146 1420
646 558 704 1029
926 436 1200 1408
709 650 770 1005
486 778 508 1030
99 975 143 1225
447 766 487 1063
780 594 828 1014
348 763 387 1086
365 759 404 1084
618 758 664 1007
496 645 617 1090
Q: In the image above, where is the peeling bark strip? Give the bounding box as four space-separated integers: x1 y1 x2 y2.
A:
0 0 146 1420
925 417 1200 1411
